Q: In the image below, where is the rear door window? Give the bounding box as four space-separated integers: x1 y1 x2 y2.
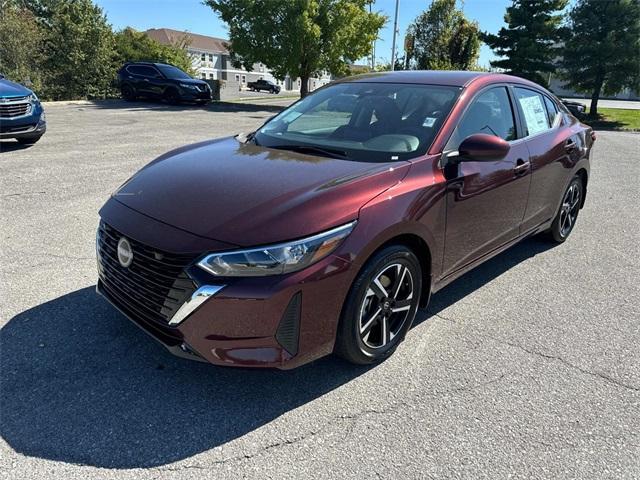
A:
514 87 552 136
127 66 160 78
126 66 145 76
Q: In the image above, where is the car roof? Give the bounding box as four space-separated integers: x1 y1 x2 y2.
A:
337 70 539 88
123 61 174 68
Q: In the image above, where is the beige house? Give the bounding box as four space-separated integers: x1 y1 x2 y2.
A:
145 28 331 92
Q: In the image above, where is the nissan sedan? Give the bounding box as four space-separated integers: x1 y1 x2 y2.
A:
96 71 594 369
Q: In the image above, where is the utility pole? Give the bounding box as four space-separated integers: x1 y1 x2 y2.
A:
390 0 399 71
370 1 376 70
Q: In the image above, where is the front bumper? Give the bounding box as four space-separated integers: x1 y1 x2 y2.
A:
0 101 46 139
97 200 357 369
179 88 212 101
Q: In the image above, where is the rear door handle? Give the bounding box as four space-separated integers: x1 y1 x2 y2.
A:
565 139 577 152
514 158 530 176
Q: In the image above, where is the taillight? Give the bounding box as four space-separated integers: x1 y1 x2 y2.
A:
591 131 596 142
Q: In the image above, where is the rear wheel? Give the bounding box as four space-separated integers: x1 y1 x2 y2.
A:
335 245 422 365
121 84 136 101
548 175 583 242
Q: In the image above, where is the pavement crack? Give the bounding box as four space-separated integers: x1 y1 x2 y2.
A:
2 191 46 199
502 340 640 392
158 428 324 470
427 310 639 393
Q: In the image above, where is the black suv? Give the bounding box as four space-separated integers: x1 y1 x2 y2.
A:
117 62 212 104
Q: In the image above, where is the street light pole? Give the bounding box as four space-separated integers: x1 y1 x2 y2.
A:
390 0 399 71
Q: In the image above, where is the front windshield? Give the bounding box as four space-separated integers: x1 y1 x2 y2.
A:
157 64 192 80
255 82 460 162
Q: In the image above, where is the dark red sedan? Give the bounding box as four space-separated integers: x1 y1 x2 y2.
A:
96 71 593 369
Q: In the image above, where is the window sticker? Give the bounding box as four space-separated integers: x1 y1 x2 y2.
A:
422 117 437 127
519 95 548 135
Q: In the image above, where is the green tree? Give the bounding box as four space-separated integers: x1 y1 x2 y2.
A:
40 0 115 100
114 27 194 75
482 0 567 87
406 0 480 71
204 0 386 97
0 5 44 90
561 0 640 116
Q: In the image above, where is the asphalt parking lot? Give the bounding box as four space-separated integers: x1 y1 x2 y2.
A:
1 100 639 480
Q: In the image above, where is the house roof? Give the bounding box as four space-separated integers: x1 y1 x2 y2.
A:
145 28 229 54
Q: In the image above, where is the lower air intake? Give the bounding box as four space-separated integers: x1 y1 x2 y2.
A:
276 292 302 356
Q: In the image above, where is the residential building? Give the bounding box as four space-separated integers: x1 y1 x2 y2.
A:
145 28 331 92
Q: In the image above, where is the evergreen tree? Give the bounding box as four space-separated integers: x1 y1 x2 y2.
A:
561 0 640 115
482 0 567 87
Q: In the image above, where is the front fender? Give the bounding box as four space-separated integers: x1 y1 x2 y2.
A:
348 155 448 284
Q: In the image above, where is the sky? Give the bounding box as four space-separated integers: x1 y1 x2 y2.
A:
94 0 514 68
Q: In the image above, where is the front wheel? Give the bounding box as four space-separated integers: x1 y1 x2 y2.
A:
335 245 422 365
548 175 584 242
164 89 180 105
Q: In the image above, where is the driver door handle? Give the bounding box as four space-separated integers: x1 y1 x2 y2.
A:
514 158 530 176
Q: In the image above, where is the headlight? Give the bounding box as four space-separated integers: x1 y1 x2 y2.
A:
179 83 198 90
29 93 39 103
197 221 356 277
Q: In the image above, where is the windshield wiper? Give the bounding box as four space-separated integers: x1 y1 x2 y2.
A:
269 144 350 160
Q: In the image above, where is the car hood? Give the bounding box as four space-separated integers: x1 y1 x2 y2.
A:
112 137 410 246
175 78 208 86
0 79 32 97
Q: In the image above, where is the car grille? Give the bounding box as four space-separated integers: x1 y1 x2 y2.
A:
0 97 31 118
97 222 198 327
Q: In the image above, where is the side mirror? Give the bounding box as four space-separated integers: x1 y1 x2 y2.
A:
456 133 510 162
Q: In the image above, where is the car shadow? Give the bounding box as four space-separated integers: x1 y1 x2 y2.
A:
72 99 288 114
0 287 373 469
0 237 555 469
0 140 33 153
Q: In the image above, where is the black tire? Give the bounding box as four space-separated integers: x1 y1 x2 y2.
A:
121 84 136 101
164 88 180 105
17 135 43 145
548 175 584 243
335 245 422 365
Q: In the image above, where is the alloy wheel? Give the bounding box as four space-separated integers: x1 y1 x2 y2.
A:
359 263 414 349
559 182 581 238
